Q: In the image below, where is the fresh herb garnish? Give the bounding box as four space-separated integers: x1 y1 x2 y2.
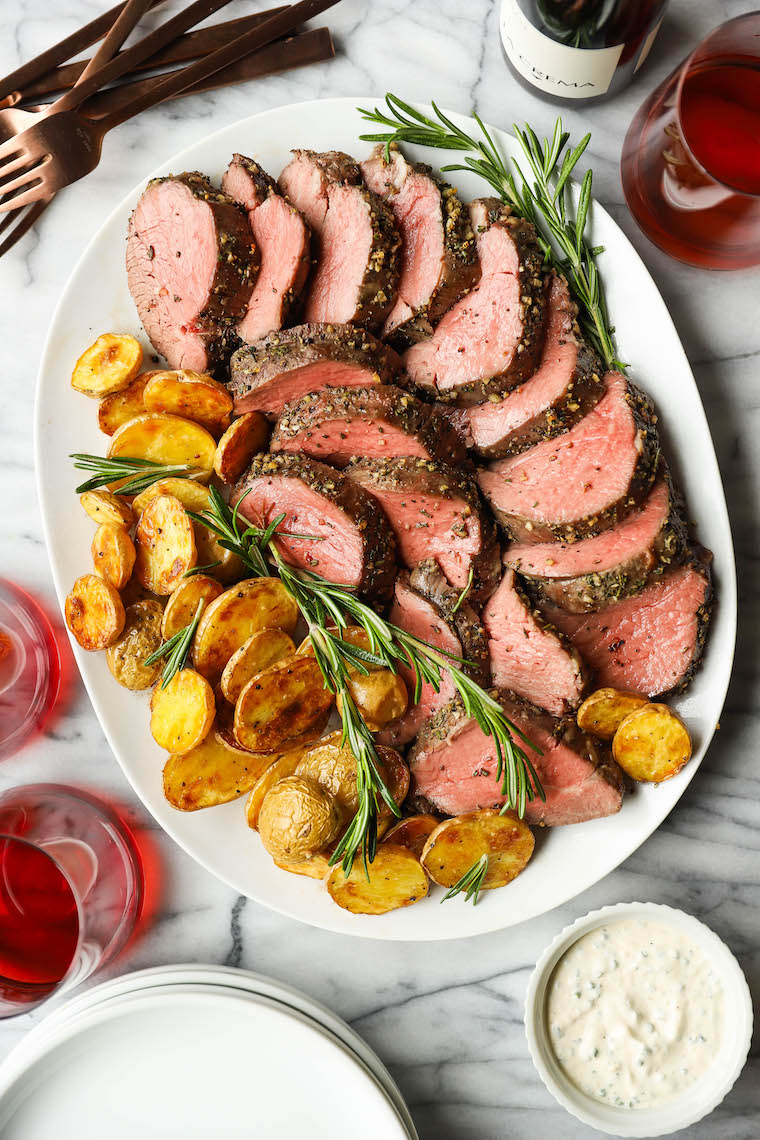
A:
143 598 205 689
451 566 474 615
70 453 203 496
442 853 489 905
183 561 222 578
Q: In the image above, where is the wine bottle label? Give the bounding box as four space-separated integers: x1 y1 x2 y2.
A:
500 0 624 98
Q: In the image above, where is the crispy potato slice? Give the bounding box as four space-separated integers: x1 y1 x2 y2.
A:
132 477 212 517
612 704 692 783
65 574 125 651
108 413 215 483
150 668 215 753
220 629 296 704
80 489 134 530
421 810 535 891
91 523 136 590
213 412 270 484
577 688 649 741
135 494 197 595
258 775 341 861
144 370 233 433
234 656 333 752
193 577 298 683
106 601 164 690
326 844 429 915
71 333 142 397
163 727 277 811
383 815 441 860
97 372 155 436
245 744 314 829
161 575 223 640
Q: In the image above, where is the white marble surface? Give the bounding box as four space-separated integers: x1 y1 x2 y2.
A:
0 1 758 1136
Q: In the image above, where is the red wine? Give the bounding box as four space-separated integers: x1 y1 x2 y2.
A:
680 59 760 195
501 0 669 104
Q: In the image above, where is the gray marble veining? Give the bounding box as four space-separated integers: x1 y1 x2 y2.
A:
0 2 758 1137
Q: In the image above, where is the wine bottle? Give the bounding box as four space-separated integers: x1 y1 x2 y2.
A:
500 0 669 104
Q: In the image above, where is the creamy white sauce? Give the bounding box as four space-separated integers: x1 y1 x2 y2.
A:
546 918 723 1110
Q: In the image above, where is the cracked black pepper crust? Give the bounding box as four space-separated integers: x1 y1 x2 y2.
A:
667 548 714 697
406 559 490 686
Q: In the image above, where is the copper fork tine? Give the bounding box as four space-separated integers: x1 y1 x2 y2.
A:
0 197 50 258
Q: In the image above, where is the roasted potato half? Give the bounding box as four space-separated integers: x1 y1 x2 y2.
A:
163 728 277 811
161 575 223 641
337 669 408 732
213 412 270 485
132 477 213 517
295 734 408 824
421 810 535 891
234 656 333 752
108 413 215 482
97 372 155 436
612 704 692 783
383 815 441 860
80 489 134 530
193 577 299 683
577 688 649 741
65 573 125 650
71 333 142 397
192 521 245 586
150 668 215 753
326 844 429 915
273 848 335 880
258 775 342 861
245 745 314 829
91 523 136 590
144 370 233 433
106 601 164 690
135 493 197 595
220 629 296 704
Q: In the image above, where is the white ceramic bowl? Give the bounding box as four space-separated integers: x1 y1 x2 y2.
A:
524 902 753 1137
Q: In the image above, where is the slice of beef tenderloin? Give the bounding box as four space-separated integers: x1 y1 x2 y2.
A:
228 323 402 418
541 554 713 698
270 385 466 468
361 144 480 347
126 172 258 373
222 154 311 343
402 198 546 405
482 569 589 716
408 694 623 827
378 560 489 748
278 149 400 331
231 453 396 604
506 471 686 613
477 371 659 543
458 273 604 458
345 456 500 605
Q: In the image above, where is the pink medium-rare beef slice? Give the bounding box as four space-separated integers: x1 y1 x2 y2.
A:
278 149 400 331
378 560 490 748
232 453 397 605
402 197 546 405
222 154 311 343
541 556 713 698
477 371 660 543
408 694 623 827
482 569 589 716
228 323 402 418
459 272 604 459
345 456 500 605
270 385 466 468
361 144 480 347
126 172 258 373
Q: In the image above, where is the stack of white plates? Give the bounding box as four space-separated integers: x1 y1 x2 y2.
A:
0 965 418 1139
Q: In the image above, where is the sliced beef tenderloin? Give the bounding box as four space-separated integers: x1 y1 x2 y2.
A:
477 371 659 543
346 457 500 604
402 198 546 405
126 172 258 373
231 453 396 604
222 154 311 343
541 555 713 698
482 569 589 716
270 385 466 467
378 560 490 748
458 273 604 458
278 149 400 331
507 472 686 613
408 694 623 827
228 323 402 418
361 144 480 347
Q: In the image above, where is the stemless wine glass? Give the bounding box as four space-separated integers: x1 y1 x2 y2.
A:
0 785 144 1017
0 579 65 761
621 12 760 269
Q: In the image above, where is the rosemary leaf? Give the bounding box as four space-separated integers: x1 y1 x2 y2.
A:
442 854 489 905
70 453 202 496
143 598 204 689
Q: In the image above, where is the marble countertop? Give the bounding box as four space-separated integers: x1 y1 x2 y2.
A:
0 1 758 1136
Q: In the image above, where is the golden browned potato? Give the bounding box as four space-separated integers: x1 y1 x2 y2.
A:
106 601 164 690
258 775 341 861
421 810 535 891
163 728 277 811
91 523 136 590
135 494 197 595
192 521 244 585
150 668 215 753
71 333 142 397
245 745 314 829
295 736 408 825
132 477 213 517
120 577 165 609
326 844 429 915
220 629 296 703
376 747 410 820
213 412 270 484
273 848 335 880
65 573 125 650
383 815 441 860
161 575 223 640
612 704 692 783
577 688 649 741
80 489 134 530
234 656 333 753
97 372 154 436
108 413 215 483
337 669 408 732
193 578 299 683
144 370 233 434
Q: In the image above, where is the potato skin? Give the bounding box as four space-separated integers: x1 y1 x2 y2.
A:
383 815 440 859
161 575 223 641
326 844 429 915
337 669 408 732
106 601 164 690
150 668 215 753
577 688 649 741
295 734 409 825
214 412 270 484
245 746 313 829
220 629 296 703
135 494 197 595
421 810 535 891
258 775 341 861
80 490 134 530
163 729 277 811
71 333 142 397
193 578 299 684
144 370 233 433
234 656 333 752
91 523 136 590
612 704 692 783
65 573 125 650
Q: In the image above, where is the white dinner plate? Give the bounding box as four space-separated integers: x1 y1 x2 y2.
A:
34 97 736 939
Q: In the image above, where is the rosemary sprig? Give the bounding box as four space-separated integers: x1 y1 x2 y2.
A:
442 854 489 906
357 95 624 370
143 598 204 689
70 453 203 496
